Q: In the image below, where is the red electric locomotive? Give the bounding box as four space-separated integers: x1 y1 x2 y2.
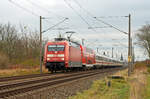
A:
44 40 82 72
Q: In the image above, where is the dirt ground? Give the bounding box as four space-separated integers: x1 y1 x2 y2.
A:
129 66 148 99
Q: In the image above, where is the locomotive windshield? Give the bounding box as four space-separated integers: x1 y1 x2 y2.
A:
48 45 65 51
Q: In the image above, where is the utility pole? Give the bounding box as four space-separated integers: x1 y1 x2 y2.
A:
82 38 85 46
131 39 134 72
112 47 114 58
40 16 42 74
103 52 106 55
128 14 132 76
107 51 109 57
97 48 99 53
121 53 123 61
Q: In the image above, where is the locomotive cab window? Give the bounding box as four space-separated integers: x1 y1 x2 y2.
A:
48 45 65 51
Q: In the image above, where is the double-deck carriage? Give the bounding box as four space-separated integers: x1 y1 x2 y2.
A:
80 46 96 69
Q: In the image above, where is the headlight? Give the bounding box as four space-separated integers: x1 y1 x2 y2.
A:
57 54 64 57
47 54 54 57
47 58 50 60
61 58 64 60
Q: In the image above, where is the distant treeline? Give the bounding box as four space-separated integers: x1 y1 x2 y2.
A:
0 23 47 69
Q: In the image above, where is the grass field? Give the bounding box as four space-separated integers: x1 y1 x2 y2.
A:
69 76 129 99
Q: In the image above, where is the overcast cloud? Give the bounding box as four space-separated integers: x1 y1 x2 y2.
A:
0 0 149 60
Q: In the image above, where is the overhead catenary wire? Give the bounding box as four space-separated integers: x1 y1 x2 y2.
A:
94 17 128 35
72 0 113 33
64 0 91 27
72 0 128 35
25 0 65 19
64 0 97 32
42 18 69 33
72 0 114 37
8 0 39 17
42 17 65 28
72 0 94 18
9 0 69 34
62 18 89 32
24 0 83 34
72 0 108 29
97 16 129 19
88 26 110 29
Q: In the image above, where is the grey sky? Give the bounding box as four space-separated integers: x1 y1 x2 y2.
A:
0 0 150 60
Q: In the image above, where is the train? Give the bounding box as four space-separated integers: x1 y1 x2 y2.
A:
44 38 123 73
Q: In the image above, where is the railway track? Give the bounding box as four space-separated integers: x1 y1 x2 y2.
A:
0 69 98 82
0 73 53 82
0 67 123 98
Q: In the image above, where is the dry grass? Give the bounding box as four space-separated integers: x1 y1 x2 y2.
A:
0 66 48 77
145 75 150 99
144 67 150 99
128 66 147 99
111 69 128 79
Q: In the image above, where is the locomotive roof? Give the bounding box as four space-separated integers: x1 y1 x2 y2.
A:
47 40 68 44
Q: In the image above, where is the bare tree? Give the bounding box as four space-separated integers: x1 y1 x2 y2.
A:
0 23 18 60
0 22 49 68
137 24 150 58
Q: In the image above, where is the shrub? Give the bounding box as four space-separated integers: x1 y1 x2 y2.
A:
0 53 9 69
134 61 147 68
19 58 40 68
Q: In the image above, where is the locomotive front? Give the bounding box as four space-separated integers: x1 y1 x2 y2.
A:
44 41 69 72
